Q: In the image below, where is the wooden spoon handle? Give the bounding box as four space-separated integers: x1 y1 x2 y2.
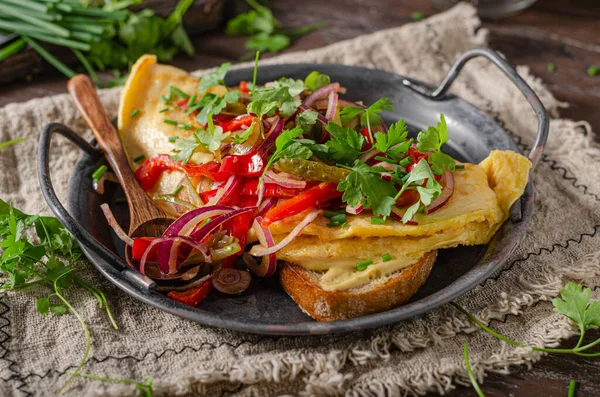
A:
67 74 166 228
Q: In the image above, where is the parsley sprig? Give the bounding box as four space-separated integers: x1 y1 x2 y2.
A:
0 199 118 391
340 98 393 140
416 114 456 175
458 282 600 395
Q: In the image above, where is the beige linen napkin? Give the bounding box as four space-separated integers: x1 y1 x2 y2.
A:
1 3 599 396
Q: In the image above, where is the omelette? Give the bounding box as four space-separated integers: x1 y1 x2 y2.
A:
113 55 532 319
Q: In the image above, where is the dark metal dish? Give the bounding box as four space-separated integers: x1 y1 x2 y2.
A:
38 48 548 335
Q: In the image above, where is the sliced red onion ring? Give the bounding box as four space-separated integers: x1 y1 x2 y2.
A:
100 203 133 247
390 206 419 225
373 161 397 171
256 179 266 208
346 204 363 215
249 209 319 257
380 172 393 181
264 170 307 189
337 99 365 109
212 268 251 294
207 175 240 206
140 236 211 277
157 206 232 273
246 216 277 277
303 82 341 107
93 172 118 195
325 91 338 121
425 170 454 214
359 148 378 163
257 117 284 157
299 104 329 125
256 197 277 218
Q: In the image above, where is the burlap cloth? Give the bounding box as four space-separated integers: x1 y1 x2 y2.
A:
1 4 599 396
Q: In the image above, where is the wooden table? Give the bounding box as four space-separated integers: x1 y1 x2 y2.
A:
2 0 599 395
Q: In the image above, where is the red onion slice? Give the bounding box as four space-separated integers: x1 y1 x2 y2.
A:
337 99 365 109
264 170 307 189
303 82 341 107
256 197 278 218
140 236 211 277
372 161 397 171
325 91 338 121
93 172 118 195
249 209 318 257
246 216 277 277
425 170 454 214
100 203 133 247
359 148 378 163
346 204 363 215
257 117 284 158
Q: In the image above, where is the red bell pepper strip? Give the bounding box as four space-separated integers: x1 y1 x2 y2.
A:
131 237 156 261
220 196 256 268
239 81 250 93
212 114 234 126
240 179 307 198
216 151 264 179
168 279 213 307
360 128 373 150
262 182 342 226
221 114 254 132
135 155 225 190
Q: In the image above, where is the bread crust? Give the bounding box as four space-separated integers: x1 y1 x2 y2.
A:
279 251 437 321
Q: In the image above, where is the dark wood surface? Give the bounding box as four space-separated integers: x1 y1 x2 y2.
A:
2 0 599 395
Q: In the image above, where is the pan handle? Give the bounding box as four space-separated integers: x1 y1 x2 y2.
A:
37 122 155 291
402 47 549 169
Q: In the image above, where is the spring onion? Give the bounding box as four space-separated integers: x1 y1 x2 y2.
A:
92 165 108 182
356 259 373 271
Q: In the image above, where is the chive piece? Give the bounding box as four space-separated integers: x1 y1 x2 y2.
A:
330 213 346 223
160 95 169 104
411 11 426 21
164 119 178 126
159 108 169 113
370 217 385 225
374 156 396 164
178 123 194 130
324 210 342 218
399 156 413 167
455 164 465 169
172 185 184 196
341 222 347 228
356 259 373 271
0 3 70 37
133 154 145 163
170 86 190 99
72 49 99 84
0 38 26 62
0 137 26 150
326 221 341 228
92 165 107 181
548 63 556 72
188 94 197 106
168 136 179 143
382 253 392 262
588 65 598 76
115 197 127 204
130 109 140 118
22 37 76 78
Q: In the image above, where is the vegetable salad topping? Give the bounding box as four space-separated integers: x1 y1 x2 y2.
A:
103 57 459 306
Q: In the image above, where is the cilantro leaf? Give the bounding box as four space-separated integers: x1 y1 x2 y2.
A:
171 135 200 165
304 71 331 91
324 122 365 165
279 142 313 160
337 161 397 217
553 282 600 333
197 62 231 94
374 119 409 160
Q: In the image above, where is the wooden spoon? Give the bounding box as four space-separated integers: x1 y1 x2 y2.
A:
67 74 173 266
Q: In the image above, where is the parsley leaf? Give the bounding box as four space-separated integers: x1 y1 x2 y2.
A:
340 106 364 126
395 159 442 223
337 161 397 217
304 71 331 91
274 77 306 96
416 114 448 152
297 109 318 133
339 98 393 137
232 120 256 144
246 32 290 52
324 122 365 165
247 99 278 120
171 135 200 165
374 119 410 160
429 151 456 175
250 85 300 117
197 62 231 94
553 282 600 333
194 90 240 125
262 126 309 178
196 114 230 153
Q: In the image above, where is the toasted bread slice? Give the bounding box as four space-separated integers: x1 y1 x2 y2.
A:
279 251 437 321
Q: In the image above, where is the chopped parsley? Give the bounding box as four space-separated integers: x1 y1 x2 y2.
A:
171 134 201 165
130 109 140 118
338 161 397 217
340 97 393 140
304 71 331 91
192 90 240 125
196 113 231 153
416 114 456 175
197 62 231 94
382 253 392 262
232 120 255 144
168 136 179 143
163 119 178 126
159 108 169 113
172 185 184 196
324 122 365 165
374 119 411 161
